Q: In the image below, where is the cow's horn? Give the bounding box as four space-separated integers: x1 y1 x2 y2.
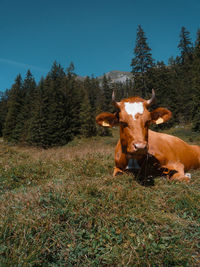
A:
112 91 115 102
146 89 155 106
112 91 120 109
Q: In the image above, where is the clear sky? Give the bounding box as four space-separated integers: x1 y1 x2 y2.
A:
0 0 200 91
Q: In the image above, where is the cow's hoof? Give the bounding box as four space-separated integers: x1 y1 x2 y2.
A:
113 167 124 177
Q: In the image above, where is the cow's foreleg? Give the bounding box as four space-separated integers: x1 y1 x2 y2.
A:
113 167 124 176
165 163 190 182
113 140 128 176
170 172 190 182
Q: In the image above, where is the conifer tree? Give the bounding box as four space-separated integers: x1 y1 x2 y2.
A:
61 76 76 142
28 78 51 147
177 27 194 121
43 62 67 146
191 80 200 132
191 75 200 132
83 76 96 110
192 95 200 132
3 75 23 142
79 90 96 137
131 25 154 98
16 70 36 142
64 64 82 137
193 29 200 58
28 62 68 147
149 61 179 126
190 29 200 131
0 90 9 136
178 26 193 64
67 61 75 78
102 74 113 112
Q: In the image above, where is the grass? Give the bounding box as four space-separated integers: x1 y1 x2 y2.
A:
0 128 200 266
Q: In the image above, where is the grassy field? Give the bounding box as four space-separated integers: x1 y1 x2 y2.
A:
0 127 200 266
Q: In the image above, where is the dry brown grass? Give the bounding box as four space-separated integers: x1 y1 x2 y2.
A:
9 138 114 163
1 130 200 266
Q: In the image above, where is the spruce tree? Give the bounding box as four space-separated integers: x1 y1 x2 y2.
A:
3 75 23 142
43 62 67 146
191 29 200 131
67 61 76 78
149 61 179 126
102 74 113 112
79 90 96 137
28 78 50 147
177 27 194 121
178 26 193 64
192 95 200 132
131 25 154 98
193 29 200 58
16 70 36 142
65 69 82 137
0 90 9 136
28 62 68 147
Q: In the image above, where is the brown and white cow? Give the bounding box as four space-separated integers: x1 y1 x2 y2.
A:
96 90 200 182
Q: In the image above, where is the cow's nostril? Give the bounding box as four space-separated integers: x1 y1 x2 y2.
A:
134 143 138 149
134 143 147 150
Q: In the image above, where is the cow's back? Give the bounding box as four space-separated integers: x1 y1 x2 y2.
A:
148 130 200 171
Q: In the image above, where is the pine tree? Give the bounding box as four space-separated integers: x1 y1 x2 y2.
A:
28 62 68 147
131 25 154 98
0 90 9 136
16 70 36 142
191 29 200 131
178 26 193 64
149 61 179 126
192 94 200 132
193 29 200 59
191 81 200 132
65 69 82 137
177 27 195 121
67 61 76 78
43 62 68 146
102 74 113 112
3 75 23 142
79 90 96 137
28 78 51 147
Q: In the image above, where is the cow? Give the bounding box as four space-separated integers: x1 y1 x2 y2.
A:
96 90 200 182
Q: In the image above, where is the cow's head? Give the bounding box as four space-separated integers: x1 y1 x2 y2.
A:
96 90 172 158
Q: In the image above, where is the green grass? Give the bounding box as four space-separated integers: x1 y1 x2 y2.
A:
0 128 200 266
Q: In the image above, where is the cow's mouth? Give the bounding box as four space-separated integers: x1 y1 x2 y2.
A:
126 149 147 158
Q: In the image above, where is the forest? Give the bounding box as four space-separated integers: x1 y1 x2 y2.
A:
0 25 200 148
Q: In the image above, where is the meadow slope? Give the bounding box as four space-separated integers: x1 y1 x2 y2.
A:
0 128 200 266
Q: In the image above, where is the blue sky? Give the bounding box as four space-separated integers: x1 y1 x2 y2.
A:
0 0 200 91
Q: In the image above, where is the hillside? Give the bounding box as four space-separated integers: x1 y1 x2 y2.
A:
98 70 134 84
0 127 200 266
77 70 134 84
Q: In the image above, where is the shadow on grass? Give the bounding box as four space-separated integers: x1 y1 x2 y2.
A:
123 155 178 187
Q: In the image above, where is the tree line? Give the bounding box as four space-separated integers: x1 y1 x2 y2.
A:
0 25 200 147
130 25 200 132
0 62 135 147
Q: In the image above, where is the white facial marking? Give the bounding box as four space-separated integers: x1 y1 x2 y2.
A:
124 102 144 120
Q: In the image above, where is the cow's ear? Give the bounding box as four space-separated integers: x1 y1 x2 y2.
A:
96 112 119 128
151 108 172 124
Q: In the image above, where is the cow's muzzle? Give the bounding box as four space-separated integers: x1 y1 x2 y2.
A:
127 142 148 155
